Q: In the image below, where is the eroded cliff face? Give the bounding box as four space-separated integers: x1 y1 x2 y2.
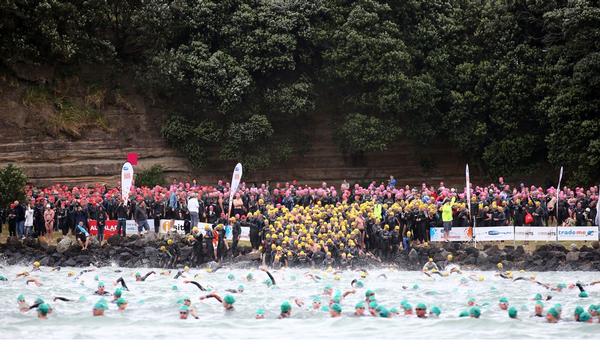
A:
0 68 471 187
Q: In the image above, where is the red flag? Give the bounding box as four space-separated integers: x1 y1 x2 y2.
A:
127 152 138 166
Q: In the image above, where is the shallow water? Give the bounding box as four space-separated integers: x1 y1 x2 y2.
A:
1 265 599 339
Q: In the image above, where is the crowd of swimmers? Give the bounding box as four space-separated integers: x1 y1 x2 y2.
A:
3 260 600 325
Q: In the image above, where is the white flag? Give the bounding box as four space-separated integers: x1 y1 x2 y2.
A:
228 163 243 215
121 162 134 205
595 186 600 226
557 166 563 191
465 164 471 215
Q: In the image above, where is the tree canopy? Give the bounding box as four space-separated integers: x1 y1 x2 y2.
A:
2 0 599 183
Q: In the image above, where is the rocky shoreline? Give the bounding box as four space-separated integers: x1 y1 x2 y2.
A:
1 235 600 271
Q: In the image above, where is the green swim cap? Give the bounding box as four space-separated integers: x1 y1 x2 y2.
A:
246 273 254 281
490 286 497 291
183 295 191 301
116 297 127 306
171 285 178 291
227 273 234 281
390 307 399 314
256 308 265 316
574 306 584 316
280 301 291 313
369 301 378 309
365 289 374 297
355 280 364 288
94 301 108 310
403 303 412 310
238 285 244 291
468 297 476 304
589 304 597 312
98 281 105 287
508 307 518 318
331 303 342 313
367 296 376 303
416 303 427 310
79 296 87 302
264 279 273 287
579 311 591 322
470 306 481 318
379 307 390 318
332 295 341 304
38 303 50 314
579 291 588 298
412 284 419 290
320 305 330 312
547 307 559 319
553 303 562 313
17 294 25 302
535 301 544 308
355 302 365 309
324 284 333 291
375 305 384 312
135 272 141 277
534 293 542 301
430 306 441 316
114 288 123 298
312 296 321 303
94 275 99 281
0 275 7 281
223 294 235 305
400 299 408 307
557 283 567 289
459 310 469 317
499 297 509 304
180 305 189 312
35 297 44 305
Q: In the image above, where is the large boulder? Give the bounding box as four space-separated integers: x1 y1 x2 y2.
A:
408 249 419 263
57 238 75 253
566 251 580 263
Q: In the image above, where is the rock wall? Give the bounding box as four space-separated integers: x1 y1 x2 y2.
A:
0 71 476 187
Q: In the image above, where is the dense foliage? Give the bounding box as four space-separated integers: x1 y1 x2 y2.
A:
1 0 599 183
0 164 28 208
135 164 166 188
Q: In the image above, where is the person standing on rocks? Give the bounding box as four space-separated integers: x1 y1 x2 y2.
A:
24 203 34 238
96 205 108 243
134 201 150 235
188 193 199 229
15 200 25 238
116 200 128 237
7 203 17 237
441 197 455 242
44 204 55 237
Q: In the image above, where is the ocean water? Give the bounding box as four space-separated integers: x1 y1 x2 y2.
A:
1 265 599 339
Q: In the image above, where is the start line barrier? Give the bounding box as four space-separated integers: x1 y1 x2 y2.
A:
89 219 250 241
430 226 599 242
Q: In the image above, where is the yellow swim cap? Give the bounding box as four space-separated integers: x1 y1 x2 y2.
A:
33 261 40 268
497 262 503 270
447 254 453 261
478 275 485 281
184 266 190 272
334 274 341 281
160 245 166 252
67 271 75 277
428 257 433 262
167 239 173 245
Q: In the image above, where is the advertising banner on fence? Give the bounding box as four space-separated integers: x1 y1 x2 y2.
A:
557 227 599 241
473 226 514 241
124 220 155 235
88 220 118 239
514 226 556 242
430 227 472 242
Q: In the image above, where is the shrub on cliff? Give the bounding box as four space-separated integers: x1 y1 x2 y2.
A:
135 165 166 188
0 164 28 208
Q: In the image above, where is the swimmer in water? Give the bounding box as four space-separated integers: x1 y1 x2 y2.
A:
182 296 199 318
135 271 155 282
255 308 265 319
179 305 190 319
546 307 559 323
114 277 129 291
183 280 209 291
93 299 108 316
95 282 111 296
32 261 41 271
17 294 29 312
225 285 245 294
116 297 128 311
422 258 439 273
37 303 50 320
354 302 366 316
415 303 428 318
430 306 441 318
534 301 544 317
26 277 42 287
279 301 292 319
200 293 235 311
112 288 124 302
498 297 509 310
469 306 481 319
330 303 342 318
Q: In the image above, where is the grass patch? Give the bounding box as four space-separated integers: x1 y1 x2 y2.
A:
49 100 107 138
21 85 54 106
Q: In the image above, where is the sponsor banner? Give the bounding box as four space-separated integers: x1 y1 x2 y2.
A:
88 220 118 238
121 162 134 204
125 220 155 235
558 227 599 241
514 226 556 241
473 226 514 241
430 227 472 242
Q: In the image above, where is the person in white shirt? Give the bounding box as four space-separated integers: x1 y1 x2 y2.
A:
188 193 199 229
24 205 34 238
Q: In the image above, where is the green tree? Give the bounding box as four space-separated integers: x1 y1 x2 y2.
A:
135 165 166 187
0 164 28 208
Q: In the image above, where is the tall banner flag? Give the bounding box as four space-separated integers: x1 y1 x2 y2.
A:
556 166 563 241
465 164 471 217
121 162 134 205
595 185 600 228
228 163 243 215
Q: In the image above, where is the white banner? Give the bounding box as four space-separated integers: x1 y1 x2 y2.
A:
121 162 134 205
228 163 243 215
125 220 155 235
514 226 556 241
557 227 599 241
430 227 472 242
473 226 514 241
465 164 471 217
